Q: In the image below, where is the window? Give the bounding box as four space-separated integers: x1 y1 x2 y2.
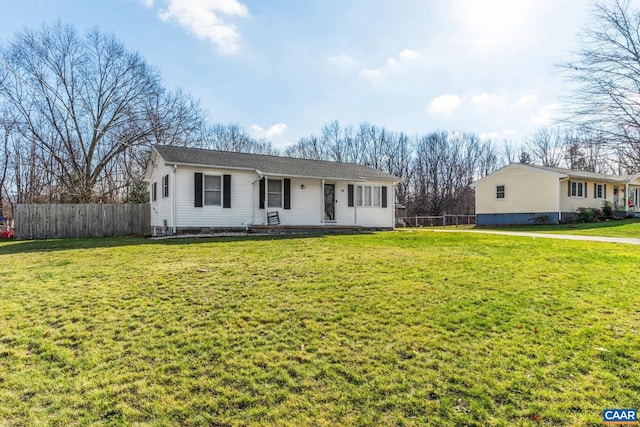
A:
204 175 221 206
569 181 586 197
268 179 282 208
357 185 382 207
152 182 157 202
162 175 169 198
594 183 604 199
496 185 505 199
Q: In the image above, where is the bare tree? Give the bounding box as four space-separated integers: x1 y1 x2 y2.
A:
525 127 566 167
0 111 12 217
502 140 519 165
477 139 501 178
559 0 640 169
203 123 278 155
563 128 615 173
0 22 205 202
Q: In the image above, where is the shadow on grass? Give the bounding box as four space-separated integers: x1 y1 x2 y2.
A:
0 232 363 255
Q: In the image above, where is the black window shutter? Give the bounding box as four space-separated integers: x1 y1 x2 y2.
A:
194 173 203 207
584 182 588 198
284 178 291 210
347 184 354 207
381 186 388 208
163 175 169 197
152 182 157 202
259 178 265 209
223 174 231 208
568 181 571 197
594 183 597 199
604 184 607 199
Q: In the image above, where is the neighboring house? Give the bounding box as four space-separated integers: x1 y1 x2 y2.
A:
144 145 398 235
473 163 640 225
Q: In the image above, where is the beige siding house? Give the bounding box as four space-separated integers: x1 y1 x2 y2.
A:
144 145 397 235
474 163 640 225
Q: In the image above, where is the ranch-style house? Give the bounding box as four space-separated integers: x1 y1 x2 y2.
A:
144 145 398 235
474 163 640 225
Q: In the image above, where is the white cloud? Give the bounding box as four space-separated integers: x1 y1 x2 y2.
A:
471 93 504 109
358 69 382 80
327 53 359 70
249 123 288 140
514 93 539 108
427 94 461 114
359 48 421 81
398 49 420 61
479 132 500 141
157 0 249 55
531 103 560 125
480 129 516 141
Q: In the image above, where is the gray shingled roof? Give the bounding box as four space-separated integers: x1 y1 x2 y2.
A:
153 145 397 181
526 164 639 183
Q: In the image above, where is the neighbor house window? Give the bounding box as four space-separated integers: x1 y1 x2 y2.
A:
569 181 586 197
595 183 604 199
268 179 283 208
162 175 169 198
496 185 505 199
152 182 157 202
204 175 222 206
357 185 382 207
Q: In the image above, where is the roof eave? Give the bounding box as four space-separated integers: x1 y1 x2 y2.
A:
157 159 397 182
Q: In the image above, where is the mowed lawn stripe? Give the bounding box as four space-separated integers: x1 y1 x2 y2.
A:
0 232 638 426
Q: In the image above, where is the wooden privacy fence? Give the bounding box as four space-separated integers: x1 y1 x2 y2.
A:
14 204 150 239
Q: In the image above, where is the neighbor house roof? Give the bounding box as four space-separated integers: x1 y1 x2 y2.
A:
525 164 640 183
473 163 640 185
151 145 398 182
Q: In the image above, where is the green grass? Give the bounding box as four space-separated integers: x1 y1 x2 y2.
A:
1 231 639 426
480 218 640 238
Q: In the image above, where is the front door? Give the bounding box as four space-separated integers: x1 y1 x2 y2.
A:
324 183 336 221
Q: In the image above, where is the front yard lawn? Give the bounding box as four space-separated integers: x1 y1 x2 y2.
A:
0 231 638 426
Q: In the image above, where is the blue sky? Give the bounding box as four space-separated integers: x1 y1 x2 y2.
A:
0 0 592 149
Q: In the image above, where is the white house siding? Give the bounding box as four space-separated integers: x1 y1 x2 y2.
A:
559 179 613 213
149 158 174 230
476 165 560 217
350 180 395 228
153 164 395 229
273 178 324 225
267 179 393 227
174 166 257 229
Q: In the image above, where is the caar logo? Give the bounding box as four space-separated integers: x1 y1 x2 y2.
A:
603 409 637 424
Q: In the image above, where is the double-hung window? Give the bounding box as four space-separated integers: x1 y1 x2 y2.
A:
496 185 505 199
204 175 222 206
152 182 157 202
268 179 283 208
595 183 604 199
569 181 585 197
357 185 382 207
162 175 169 198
